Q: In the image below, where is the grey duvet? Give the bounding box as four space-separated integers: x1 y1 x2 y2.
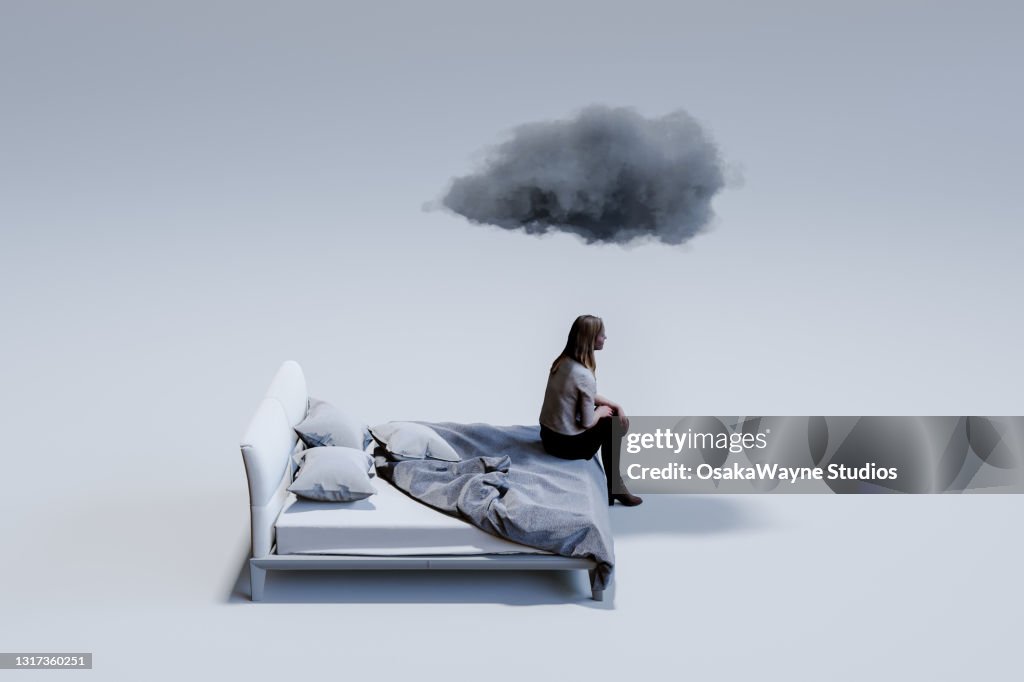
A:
374 422 614 592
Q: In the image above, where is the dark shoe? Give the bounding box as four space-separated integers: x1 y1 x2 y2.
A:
609 493 643 507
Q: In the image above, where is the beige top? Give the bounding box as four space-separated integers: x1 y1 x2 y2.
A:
539 358 598 435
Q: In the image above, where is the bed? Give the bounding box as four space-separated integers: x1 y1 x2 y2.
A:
239 361 612 602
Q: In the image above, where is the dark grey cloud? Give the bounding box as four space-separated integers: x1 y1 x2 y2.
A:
438 105 727 245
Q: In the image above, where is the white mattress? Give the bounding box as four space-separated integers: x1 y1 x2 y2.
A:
274 475 551 556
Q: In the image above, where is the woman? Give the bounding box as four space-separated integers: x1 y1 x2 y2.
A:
539 315 643 507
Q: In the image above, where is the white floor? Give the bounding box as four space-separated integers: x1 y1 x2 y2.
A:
4 3 1024 677
3 227 1020 679
2 486 1020 681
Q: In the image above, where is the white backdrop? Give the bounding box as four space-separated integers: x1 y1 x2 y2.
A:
2 1 1022 679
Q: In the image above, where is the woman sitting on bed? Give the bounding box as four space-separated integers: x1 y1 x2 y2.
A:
539 314 643 507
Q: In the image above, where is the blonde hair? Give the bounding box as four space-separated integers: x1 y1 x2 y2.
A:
550 315 604 375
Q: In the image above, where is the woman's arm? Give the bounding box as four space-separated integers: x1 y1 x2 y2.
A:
578 373 612 429
580 404 614 429
595 394 629 430
578 382 599 429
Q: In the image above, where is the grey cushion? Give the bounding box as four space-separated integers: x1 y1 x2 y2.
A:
289 438 307 478
369 422 461 462
287 446 377 502
295 397 367 450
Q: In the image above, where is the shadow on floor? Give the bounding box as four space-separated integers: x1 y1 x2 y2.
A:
609 494 764 536
224 556 614 608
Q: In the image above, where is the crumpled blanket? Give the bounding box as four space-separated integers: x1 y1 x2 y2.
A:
374 422 614 592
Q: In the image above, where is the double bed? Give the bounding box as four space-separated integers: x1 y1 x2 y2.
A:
239 361 612 601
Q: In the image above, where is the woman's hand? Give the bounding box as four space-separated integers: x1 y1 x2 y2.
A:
611 406 630 431
597 400 629 430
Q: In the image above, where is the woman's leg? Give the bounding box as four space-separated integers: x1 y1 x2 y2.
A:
542 422 642 505
594 417 620 496
596 417 643 506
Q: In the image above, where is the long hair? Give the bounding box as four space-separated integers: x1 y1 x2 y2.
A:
550 315 604 375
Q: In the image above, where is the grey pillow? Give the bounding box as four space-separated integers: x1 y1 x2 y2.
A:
295 397 367 450
369 422 461 462
288 446 377 502
289 438 307 478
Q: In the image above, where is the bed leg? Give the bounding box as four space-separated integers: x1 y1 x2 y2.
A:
588 569 604 601
250 564 266 601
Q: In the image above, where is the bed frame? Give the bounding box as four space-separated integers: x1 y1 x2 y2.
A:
239 361 604 602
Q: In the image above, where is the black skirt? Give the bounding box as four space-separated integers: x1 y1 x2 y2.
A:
540 418 611 461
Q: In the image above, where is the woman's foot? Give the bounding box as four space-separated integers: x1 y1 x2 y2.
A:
609 492 643 507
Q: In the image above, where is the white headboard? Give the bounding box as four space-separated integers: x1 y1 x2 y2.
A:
239 361 308 558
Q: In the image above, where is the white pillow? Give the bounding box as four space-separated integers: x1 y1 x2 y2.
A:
288 446 376 502
295 397 367 450
369 422 460 462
